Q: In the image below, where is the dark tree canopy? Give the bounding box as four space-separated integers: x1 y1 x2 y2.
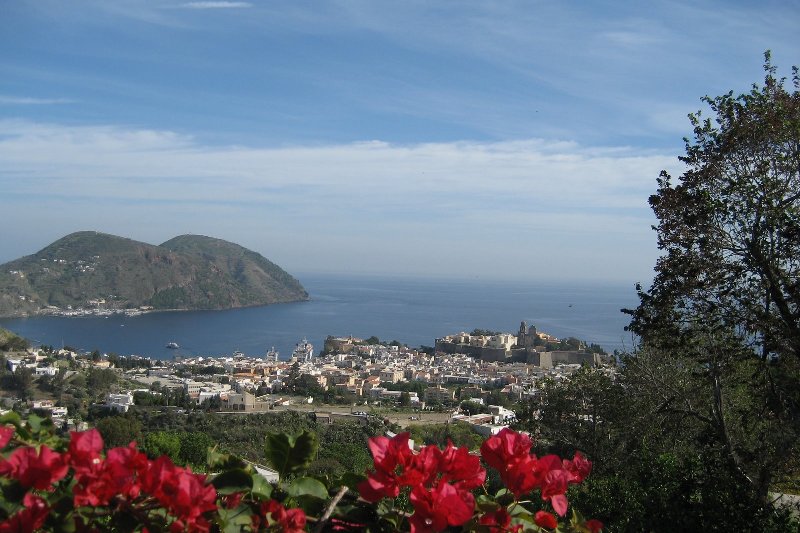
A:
629 53 800 363
627 53 800 507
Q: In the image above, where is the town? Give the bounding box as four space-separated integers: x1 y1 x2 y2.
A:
1 321 613 438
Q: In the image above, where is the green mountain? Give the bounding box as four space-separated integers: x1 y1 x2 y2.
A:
0 232 308 317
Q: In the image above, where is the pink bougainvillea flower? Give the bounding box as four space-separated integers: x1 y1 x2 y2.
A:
534 510 558 529
223 492 243 509
0 425 14 449
358 432 416 501
479 428 532 473
480 428 542 496
549 494 568 517
438 441 485 490
261 500 306 533
0 445 68 490
0 493 49 533
479 507 522 532
564 451 592 483
68 429 104 472
408 481 474 533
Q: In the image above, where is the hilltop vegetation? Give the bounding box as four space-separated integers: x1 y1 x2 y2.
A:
0 327 29 352
0 232 307 317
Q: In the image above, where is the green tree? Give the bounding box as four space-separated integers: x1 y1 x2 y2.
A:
96 415 142 449
177 431 213 466
399 391 411 407
142 431 182 461
11 367 34 401
87 368 118 398
459 400 487 416
626 54 800 516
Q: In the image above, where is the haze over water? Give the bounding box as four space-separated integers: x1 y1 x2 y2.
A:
0 274 638 360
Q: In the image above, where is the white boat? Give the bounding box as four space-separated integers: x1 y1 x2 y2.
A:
166 342 179 349
265 347 279 363
292 338 314 362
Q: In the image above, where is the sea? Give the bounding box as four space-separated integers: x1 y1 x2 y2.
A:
0 273 641 361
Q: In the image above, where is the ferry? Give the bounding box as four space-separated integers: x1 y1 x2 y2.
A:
292 339 314 362
165 342 179 349
265 347 279 363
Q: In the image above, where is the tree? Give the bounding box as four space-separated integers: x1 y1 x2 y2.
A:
87 368 118 398
96 415 142 449
142 431 182 461
627 54 800 508
399 391 411 407
11 367 34 401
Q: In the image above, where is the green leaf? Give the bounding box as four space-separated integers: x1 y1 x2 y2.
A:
251 473 273 500
336 472 366 490
26 414 43 433
0 412 21 427
263 431 318 479
217 504 254 533
475 495 500 512
286 476 329 499
207 448 247 471
211 469 253 495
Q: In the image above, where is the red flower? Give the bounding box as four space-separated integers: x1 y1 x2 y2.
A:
479 507 522 532
549 494 568 517
505 455 543 497
261 500 306 533
0 425 13 449
408 481 474 532
480 429 540 496
534 510 558 529
139 455 217 530
480 428 532 473
72 442 149 507
223 492 243 509
438 442 485 490
0 445 68 490
0 493 49 533
68 429 104 472
585 519 604 532
563 451 592 483
358 432 416 501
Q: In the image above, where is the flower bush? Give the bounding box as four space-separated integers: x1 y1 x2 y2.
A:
0 413 602 532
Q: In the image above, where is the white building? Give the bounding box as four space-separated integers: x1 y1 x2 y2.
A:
107 392 134 413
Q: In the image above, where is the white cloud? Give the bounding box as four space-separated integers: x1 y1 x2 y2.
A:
0 95 74 105
0 120 671 281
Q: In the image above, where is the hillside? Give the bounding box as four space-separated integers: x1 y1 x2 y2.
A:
0 232 307 317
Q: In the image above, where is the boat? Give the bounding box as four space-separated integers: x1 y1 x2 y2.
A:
265 347 279 363
291 338 314 362
165 342 179 349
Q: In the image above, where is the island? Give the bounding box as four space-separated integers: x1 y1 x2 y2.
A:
0 231 308 318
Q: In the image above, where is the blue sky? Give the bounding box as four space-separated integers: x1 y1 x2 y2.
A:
1 1 798 282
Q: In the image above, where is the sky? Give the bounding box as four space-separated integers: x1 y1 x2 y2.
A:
1 1 798 283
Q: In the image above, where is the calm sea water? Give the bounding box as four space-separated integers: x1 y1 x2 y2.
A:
0 274 639 360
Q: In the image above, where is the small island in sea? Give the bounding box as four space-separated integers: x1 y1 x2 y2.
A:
0 231 307 318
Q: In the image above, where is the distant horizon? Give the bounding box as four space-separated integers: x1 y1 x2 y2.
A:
0 229 652 286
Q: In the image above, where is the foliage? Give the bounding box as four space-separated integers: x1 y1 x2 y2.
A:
470 329 501 337
86 368 118 398
460 400 489 416
0 231 307 317
0 328 29 352
625 53 800 507
407 422 484 451
0 410 602 532
95 415 142 448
